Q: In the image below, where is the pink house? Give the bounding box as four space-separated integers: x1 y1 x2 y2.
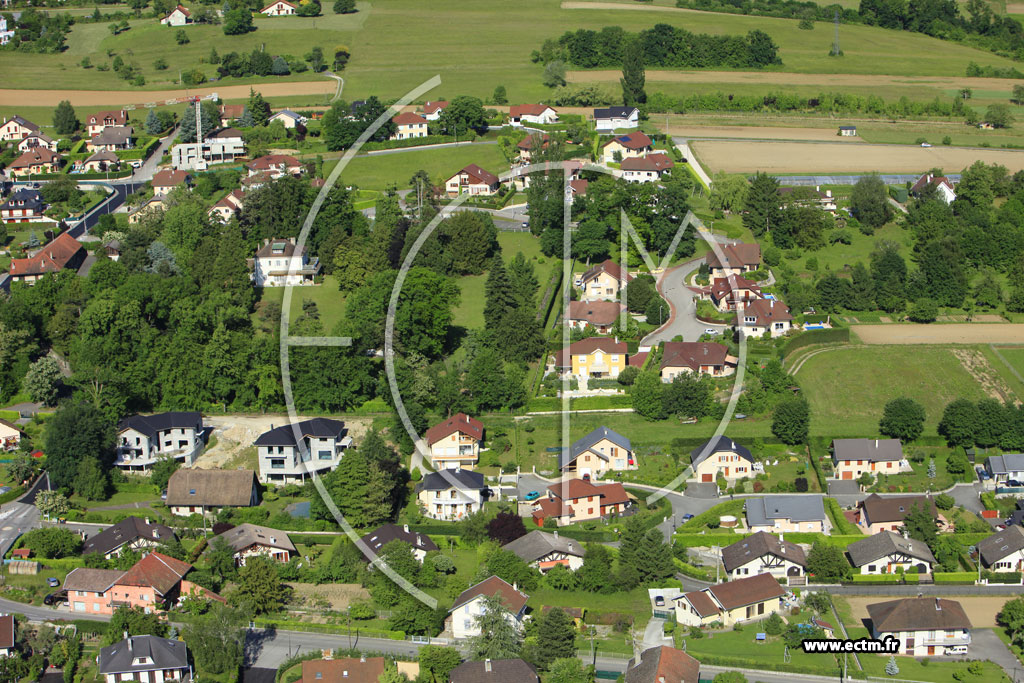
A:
64 552 222 615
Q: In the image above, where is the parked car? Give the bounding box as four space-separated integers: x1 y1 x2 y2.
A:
524 490 540 501
43 590 67 606
704 328 720 335
521 221 528 229
681 513 694 522
1008 479 1023 488
46 577 59 587
654 595 665 607
921 142 932 147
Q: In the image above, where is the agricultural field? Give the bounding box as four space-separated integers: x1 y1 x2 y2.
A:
994 346 1024 379
692 139 1024 174
796 345 1002 436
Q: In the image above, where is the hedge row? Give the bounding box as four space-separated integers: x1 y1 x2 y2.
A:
986 572 1022 584
850 574 900 584
824 498 862 535
933 572 977 584
255 618 405 640
673 532 871 550
781 327 851 361
673 556 713 581
687 654 867 679
0 486 26 506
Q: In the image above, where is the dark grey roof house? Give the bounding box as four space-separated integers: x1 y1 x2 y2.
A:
690 436 753 469
745 496 828 531
359 523 438 560
98 635 190 681
561 425 632 471
503 530 584 569
449 658 539 682
81 516 176 559
846 530 935 570
720 531 806 573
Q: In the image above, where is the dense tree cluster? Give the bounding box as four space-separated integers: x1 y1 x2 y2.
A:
2 8 72 52
939 397 1024 449
539 24 781 69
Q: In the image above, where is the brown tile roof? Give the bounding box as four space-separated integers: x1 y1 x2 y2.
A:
710 276 760 301
860 493 936 524
9 147 60 169
301 657 386 683
743 299 793 326
422 101 449 114
661 342 730 372
208 127 243 139
510 104 554 118
580 259 632 286
151 169 191 188
255 238 305 259
451 575 529 614
548 480 629 508
680 589 718 617
424 412 483 446
261 0 296 9
867 597 971 633
117 552 192 596
219 104 245 119
569 179 589 195
706 243 761 270
88 110 129 127
165 468 257 508
628 351 648 367
63 567 125 593
626 646 700 683
450 659 539 683
517 134 550 151
708 572 785 611
720 531 806 572
567 300 623 327
393 112 427 125
554 337 628 366
911 173 954 195
454 164 499 187
0 615 13 650
247 154 299 171
167 4 191 16
9 233 84 277
621 153 674 172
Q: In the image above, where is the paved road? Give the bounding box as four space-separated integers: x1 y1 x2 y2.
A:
972 629 1024 682
0 473 48 558
640 257 727 347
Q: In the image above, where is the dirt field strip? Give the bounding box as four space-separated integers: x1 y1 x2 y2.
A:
566 67 1024 92
845 596 1006 628
852 324 1024 345
695 140 1024 174
668 125 863 142
0 81 337 108
287 582 371 612
952 348 1017 403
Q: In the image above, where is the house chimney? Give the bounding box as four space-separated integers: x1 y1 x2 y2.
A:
485 660 492 673
404 524 410 533
360 655 366 663
513 582 518 591
127 636 133 652
875 439 878 447
416 533 422 546
935 598 942 611
124 631 129 641
779 532 784 542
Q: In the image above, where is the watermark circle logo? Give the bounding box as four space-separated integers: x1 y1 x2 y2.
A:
279 77 748 608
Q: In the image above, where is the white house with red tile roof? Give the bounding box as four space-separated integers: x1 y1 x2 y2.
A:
509 104 558 127
422 101 449 121
87 110 130 136
18 132 57 153
391 112 428 140
449 576 529 640
425 413 484 470
531 479 632 526
0 116 40 141
8 232 86 285
602 132 653 164
151 169 192 194
620 153 674 183
910 173 956 204
7 148 60 177
161 4 192 25
246 154 302 178
208 189 245 223
445 164 500 197
261 0 296 14
741 299 793 338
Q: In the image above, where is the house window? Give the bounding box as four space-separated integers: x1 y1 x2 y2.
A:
318 450 332 460
271 459 284 469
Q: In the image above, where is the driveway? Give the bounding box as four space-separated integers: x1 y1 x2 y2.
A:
640 257 726 347
967 629 1023 681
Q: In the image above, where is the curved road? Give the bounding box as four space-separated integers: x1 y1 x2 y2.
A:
640 256 728 348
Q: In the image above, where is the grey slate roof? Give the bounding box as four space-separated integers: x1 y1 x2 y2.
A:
986 453 1024 475
211 523 295 554
691 436 752 468
449 659 539 683
503 530 584 564
625 645 700 683
562 426 631 469
720 531 806 572
832 438 904 462
593 106 638 119
253 418 345 447
745 495 827 525
846 530 935 567
416 468 486 492
82 516 176 557
98 636 189 675
977 526 1024 567
117 412 202 439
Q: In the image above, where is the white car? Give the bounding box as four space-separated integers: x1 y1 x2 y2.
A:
704 328 720 335
921 142 932 147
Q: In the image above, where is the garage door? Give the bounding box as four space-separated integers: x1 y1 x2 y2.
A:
702 474 713 482
841 471 853 480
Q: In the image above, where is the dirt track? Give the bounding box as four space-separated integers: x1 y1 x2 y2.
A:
668 125 861 141
0 81 336 108
693 140 1024 174
567 68 1022 92
853 324 1024 345
845 596 1005 628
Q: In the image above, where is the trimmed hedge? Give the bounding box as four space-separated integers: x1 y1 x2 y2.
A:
987 572 1022 584
0 486 26 506
781 327 851 362
673 556 713 581
288 533 345 546
851 574 900 584
673 532 871 550
687 654 868 679
933 572 977 584
254 618 405 640
824 498 861 535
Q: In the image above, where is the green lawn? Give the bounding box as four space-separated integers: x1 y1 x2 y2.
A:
333 144 508 192
797 345 992 436
778 221 912 280
257 274 347 335
995 346 1024 378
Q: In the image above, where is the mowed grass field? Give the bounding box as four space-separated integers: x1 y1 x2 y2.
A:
796 345 994 436
334 143 507 191
3 0 1024 105
996 346 1024 377
453 232 551 330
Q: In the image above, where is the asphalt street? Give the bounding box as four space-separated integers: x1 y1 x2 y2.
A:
0 473 48 558
640 256 727 347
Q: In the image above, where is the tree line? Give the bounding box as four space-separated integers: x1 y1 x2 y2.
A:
535 23 781 70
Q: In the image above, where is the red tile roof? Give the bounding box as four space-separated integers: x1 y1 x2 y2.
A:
510 104 554 118
554 337 628 366
219 104 245 119
151 169 191 188
116 552 192 597
424 412 484 446
423 101 449 114
393 112 426 125
0 615 13 649
547 479 629 508
9 232 84 278
710 276 760 302
247 154 299 171
580 259 632 286
451 575 529 613
88 110 129 126
621 153 674 172
569 179 589 195
454 164 500 187
604 132 652 150
706 243 761 270
743 299 793 326
517 134 550 151
626 646 700 683
301 657 386 683
9 147 59 169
